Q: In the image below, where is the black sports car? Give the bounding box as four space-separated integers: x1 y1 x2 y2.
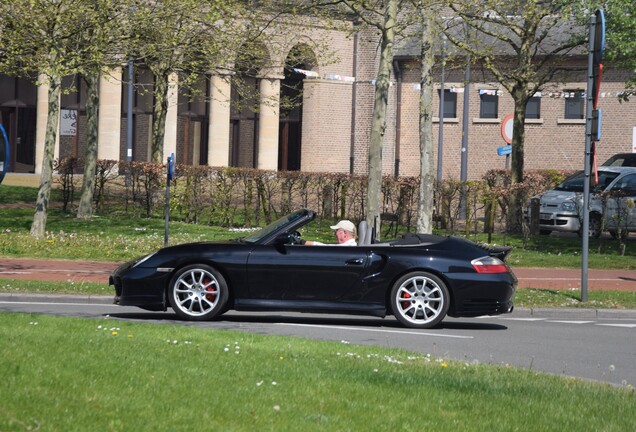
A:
110 209 516 328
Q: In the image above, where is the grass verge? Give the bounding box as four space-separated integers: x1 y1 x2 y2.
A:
1 313 634 431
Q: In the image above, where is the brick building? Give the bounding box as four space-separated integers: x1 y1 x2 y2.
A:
1 21 635 182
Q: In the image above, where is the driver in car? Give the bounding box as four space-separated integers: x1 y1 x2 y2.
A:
304 220 357 246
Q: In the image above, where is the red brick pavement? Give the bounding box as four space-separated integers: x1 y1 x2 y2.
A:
0 257 635 291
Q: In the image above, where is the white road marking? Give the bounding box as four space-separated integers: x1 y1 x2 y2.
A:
499 317 547 321
276 323 474 339
596 323 636 328
547 320 595 324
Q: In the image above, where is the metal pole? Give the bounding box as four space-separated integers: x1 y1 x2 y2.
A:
164 155 171 248
582 14 597 303
126 59 134 164
437 37 446 183
459 55 470 218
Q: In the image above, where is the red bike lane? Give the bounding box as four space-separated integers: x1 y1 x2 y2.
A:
1 257 635 291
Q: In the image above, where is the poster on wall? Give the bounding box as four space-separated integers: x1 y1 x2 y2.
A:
60 109 77 136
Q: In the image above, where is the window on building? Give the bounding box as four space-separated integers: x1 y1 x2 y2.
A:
437 89 457 118
479 91 498 119
564 90 584 119
525 97 541 119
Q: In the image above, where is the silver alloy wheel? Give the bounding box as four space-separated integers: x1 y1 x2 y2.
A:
171 267 222 318
391 272 449 328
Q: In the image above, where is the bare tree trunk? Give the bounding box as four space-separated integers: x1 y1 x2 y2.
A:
151 71 169 163
417 15 435 234
366 0 397 237
30 74 62 237
77 70 100 219
507 86 529 233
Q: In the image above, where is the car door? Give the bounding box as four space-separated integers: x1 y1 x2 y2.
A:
246 245 369 302
605 173 636 230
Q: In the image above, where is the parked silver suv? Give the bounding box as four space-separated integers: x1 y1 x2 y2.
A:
530 166 636 238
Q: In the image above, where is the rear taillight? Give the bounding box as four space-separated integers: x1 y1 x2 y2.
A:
471 256 509 274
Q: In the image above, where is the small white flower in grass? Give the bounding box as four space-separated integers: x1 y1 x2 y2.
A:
340 340 350 344
373 368 379 373
224 347 230 352
173 340 178 345
271 381 277 386
273 405 281 412
257 381 264 386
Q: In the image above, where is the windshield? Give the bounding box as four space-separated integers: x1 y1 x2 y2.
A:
243 210 309 244
554 170 619 192
602 154 636 167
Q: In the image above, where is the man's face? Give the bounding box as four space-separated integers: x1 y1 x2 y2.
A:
334 229 349 244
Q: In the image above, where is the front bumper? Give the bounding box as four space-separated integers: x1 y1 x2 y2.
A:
538 210 581 233
110 263 171 310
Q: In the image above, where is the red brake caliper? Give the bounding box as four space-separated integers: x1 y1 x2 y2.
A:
401 291 411 309
204 279 216 301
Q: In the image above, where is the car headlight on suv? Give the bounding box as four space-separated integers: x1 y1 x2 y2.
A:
561 201 577 212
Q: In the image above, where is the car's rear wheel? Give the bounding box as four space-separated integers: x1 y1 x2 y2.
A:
390 271 450 329
168 264 228 321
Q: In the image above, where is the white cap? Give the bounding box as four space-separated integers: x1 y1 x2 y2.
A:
330 220 356 234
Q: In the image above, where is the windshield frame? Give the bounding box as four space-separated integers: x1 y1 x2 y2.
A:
242 209 313 244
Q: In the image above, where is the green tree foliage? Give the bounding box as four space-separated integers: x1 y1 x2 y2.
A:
0 0 124 236
444 0 589 232
604 0 636 100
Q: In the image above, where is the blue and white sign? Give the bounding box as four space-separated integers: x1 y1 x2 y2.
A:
0 124 9 184
497 145 512 156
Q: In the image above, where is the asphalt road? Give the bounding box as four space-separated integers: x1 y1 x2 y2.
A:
1 299 634 388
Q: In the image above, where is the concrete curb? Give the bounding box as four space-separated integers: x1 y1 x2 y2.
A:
0 293 113 305
2 293 636 319
511 307 636 320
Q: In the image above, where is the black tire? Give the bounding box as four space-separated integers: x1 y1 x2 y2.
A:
390 271 450 329
579 214 602 238
168 264 228 321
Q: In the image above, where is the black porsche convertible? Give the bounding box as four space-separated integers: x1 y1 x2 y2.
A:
111 209 516 328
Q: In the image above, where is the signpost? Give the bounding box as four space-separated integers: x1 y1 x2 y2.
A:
164 153 175 247
582 9 605 303
499 114 514 168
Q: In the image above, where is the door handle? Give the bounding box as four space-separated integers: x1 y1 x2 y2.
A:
345 258 364 265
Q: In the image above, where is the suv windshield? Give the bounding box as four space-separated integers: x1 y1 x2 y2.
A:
555 170 619 192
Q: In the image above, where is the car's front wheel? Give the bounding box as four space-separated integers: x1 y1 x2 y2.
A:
390 271 450 329
578 214 602 238
168 264 228 321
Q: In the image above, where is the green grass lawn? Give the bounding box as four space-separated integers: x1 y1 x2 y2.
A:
1 313 634 431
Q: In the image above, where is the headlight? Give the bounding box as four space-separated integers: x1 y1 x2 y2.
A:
132 252 157 268
561 201 576 212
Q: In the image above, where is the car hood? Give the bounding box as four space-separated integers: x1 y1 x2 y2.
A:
540 189 580 205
